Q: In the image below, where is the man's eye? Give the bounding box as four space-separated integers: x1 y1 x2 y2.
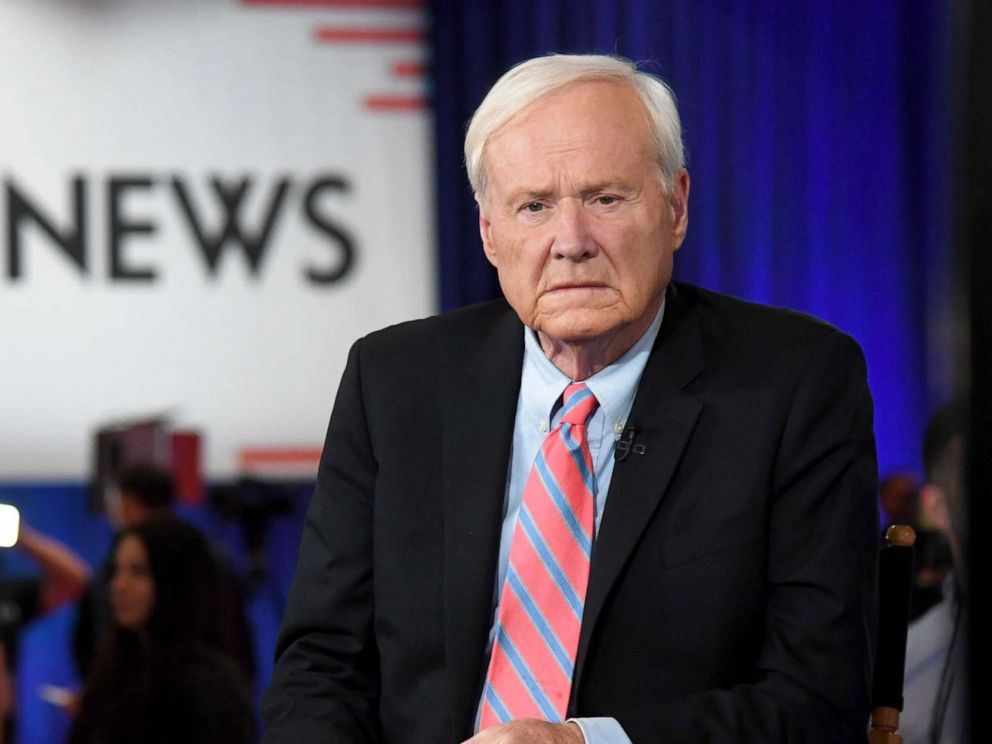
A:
524 202 544 213
596 195 618 205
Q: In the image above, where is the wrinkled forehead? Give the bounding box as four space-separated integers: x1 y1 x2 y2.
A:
482 81 657 196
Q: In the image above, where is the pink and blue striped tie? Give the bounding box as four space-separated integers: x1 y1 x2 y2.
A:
479 382 599 728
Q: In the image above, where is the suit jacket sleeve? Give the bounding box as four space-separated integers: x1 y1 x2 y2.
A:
614 330 878 743
262 339 381 743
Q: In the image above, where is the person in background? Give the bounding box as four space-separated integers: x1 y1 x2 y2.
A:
73 463 255 686
0 521 91 743
901 398 968 744
68 517 255 744
878 472 953 621
879 472 920 528
112 462 175 528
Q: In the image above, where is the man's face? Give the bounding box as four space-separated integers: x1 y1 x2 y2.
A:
478 80 689 347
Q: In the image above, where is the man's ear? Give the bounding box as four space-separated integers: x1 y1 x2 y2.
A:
920 483 951 535
670 169 690 251
477 194 499 267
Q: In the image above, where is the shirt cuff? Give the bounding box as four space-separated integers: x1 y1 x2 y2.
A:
568 717 633 744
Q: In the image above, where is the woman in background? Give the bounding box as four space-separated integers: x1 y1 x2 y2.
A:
68 517 255 744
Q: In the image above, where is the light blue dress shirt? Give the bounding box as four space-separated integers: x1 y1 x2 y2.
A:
477 301 665 744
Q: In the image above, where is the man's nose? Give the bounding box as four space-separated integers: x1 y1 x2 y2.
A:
551 199 597 260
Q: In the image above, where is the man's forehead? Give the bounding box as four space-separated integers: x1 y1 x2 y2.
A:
484 92 655 203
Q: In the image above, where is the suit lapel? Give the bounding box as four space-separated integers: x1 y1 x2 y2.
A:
441 305 523 739
571 286 704 702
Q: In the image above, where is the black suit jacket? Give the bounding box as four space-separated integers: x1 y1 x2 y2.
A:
262 283 879 743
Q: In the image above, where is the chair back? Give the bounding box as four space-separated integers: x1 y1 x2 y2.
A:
868 524 916 744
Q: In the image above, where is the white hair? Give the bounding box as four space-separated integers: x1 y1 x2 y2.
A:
464 54 685 200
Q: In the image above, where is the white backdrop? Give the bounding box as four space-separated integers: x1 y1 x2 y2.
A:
0 0 435 478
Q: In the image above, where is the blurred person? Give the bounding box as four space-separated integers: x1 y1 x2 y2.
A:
907 527 953 621
264 54 878 744
112 462 175 528
878 472 953 621
68 517 255 744
73 463 255 685
0 521 91 743
73 463 174 678
901 398 968 743
879 472 920 527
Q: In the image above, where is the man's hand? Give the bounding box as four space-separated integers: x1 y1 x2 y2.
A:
462 720 585 744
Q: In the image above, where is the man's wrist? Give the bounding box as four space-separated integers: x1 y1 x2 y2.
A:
568 717 634 744
564 720 586 743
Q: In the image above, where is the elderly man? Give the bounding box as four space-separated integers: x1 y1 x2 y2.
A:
263 54 878 743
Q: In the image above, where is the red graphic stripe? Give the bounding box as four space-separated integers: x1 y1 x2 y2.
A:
245 0 421 7
363 95 428 111
239 447 322 467
392 60 428 77
315 26 423 43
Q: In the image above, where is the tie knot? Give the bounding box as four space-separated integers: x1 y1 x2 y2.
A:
560 383 599 426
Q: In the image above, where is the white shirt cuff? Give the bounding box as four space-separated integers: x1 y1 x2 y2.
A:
568 717 633 744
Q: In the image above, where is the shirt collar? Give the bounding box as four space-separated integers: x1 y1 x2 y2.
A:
521 299 666 430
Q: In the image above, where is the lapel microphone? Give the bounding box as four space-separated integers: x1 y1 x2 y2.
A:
614 427 646 461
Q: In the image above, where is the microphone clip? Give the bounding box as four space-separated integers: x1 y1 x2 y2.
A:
614 428 646 462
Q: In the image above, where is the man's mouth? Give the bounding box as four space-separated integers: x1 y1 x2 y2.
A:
546 282 608 292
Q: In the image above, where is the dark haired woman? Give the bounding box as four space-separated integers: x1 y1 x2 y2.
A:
69 517 255 744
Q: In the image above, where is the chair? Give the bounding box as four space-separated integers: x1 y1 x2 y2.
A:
868 524 917 743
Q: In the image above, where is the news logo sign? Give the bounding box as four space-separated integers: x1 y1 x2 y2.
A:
0 0 433 479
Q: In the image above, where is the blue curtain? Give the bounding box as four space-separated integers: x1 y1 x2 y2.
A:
431 0 954 476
